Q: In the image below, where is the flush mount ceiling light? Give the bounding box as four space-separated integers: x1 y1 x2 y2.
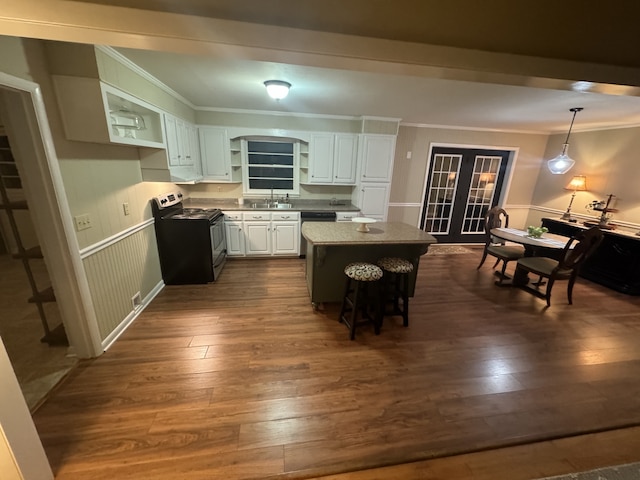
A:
264 80 291 100
547 107 583 175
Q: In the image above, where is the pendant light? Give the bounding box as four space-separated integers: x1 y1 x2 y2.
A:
547 107 583 174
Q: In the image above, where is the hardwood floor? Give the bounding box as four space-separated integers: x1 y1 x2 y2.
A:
0 253 77 410
32 250 640 479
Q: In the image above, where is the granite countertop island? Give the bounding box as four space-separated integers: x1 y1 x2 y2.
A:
302 221 436 246
302 221 437 307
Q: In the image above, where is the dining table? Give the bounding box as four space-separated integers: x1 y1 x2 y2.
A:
490 227 572 286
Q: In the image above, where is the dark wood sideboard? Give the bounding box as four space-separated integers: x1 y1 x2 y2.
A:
541 218 640 295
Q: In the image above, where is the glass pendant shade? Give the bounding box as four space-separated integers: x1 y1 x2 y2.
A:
547 107 583 175
547 144 575 174
264 80 291 100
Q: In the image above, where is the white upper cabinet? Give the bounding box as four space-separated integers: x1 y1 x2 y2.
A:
309 133 334 183
139 113 202 183
199 127 240 182
359 134 396 183
164 115 199 167
308 133 357 185
333 134 358 184
52 76 164 148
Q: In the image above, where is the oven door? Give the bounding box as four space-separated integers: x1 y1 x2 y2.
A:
210 217 227 279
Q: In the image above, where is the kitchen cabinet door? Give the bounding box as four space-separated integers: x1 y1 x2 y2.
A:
164 115 195 167
357 182 390 220
224 221 245 256
200 127 232 182
164 115 181 167
309 133 335 184
308 133 357 185
272 221 299 255
186 124 201 175
333 134 357 184
359 134 396 182
244 222 271 255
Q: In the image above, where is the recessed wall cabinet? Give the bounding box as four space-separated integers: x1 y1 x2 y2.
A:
307 133 358 185
139 114 202 183
353 134 396 220
199 127 241 183
52 75 164 148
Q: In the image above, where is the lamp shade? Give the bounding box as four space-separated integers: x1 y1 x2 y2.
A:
565 175 587 191
264 80 291 100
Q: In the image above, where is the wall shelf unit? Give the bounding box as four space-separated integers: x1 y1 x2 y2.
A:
52 75 165 148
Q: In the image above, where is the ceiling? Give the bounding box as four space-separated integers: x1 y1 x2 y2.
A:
76 0 640 133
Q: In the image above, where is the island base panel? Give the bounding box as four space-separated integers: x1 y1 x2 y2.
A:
305 243 426 304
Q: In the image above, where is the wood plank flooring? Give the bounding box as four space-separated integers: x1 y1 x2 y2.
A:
32 251 640 479
0 253 77 410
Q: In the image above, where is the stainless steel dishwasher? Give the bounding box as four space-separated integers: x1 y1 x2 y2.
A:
300 211 336 257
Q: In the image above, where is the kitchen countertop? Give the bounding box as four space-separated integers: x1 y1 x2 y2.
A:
302 221 437 246
184 198 359 212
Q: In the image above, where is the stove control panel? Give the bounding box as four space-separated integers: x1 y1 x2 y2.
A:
154 191 183 209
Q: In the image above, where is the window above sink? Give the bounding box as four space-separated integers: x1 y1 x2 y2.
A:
241 138 303 197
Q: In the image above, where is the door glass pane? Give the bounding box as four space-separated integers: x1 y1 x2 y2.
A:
424 154 461 234
462 155 502 234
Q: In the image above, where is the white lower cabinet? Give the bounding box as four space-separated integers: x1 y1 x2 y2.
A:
244 220 271 255
272 220 299 255
224 211 300 257
224 220 245 256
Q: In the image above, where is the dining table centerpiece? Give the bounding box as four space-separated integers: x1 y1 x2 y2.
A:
526 225 548 238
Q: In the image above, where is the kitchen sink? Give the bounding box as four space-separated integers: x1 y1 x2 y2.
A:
249 202 294 209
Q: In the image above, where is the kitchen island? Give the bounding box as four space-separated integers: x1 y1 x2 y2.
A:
302 221 437 307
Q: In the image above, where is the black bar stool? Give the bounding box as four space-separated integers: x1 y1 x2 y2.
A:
377 257 414 327
338 262 383 340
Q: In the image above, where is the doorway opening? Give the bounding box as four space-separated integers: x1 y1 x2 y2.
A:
420 146 512 243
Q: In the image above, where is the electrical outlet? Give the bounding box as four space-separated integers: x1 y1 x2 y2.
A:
131 292 142 311
74 213 92 231
123 202 130 216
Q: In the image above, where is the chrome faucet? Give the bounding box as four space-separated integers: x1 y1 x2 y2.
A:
270 187 274 203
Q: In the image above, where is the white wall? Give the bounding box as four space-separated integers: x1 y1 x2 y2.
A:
389 125 549 228
528 125 640 233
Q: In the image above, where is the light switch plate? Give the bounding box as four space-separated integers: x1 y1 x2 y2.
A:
74 213 91 231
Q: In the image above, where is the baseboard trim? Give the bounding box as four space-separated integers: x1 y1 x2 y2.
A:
100 280 165 352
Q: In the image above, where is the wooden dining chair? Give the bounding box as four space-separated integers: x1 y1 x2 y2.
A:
477 206 525 283
514 226 604 306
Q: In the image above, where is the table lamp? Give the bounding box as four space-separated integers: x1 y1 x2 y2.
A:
560 175 587 222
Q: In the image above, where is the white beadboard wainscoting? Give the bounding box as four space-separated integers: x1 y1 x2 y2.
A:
80 220 163 346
